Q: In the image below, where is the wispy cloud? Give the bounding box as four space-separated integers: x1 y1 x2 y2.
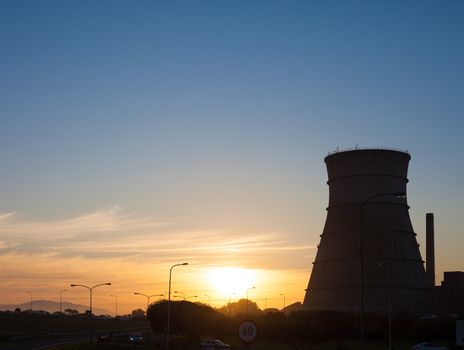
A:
0 207 315 310
0 207 314 267
0 212 16 221
0 206 169 238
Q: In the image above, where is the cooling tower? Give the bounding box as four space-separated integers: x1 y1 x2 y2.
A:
303 149 431 314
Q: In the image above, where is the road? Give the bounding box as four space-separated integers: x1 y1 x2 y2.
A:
0 335 88 350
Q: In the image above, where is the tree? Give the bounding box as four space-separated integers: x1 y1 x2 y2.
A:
217 299 261 316
147 300 232 342
132 308 145 320
64 308 79 316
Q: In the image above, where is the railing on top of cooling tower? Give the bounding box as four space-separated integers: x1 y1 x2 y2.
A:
327 146 410 157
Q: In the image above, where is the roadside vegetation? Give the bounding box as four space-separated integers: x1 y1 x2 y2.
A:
0 301 459 350
146 300 458 350
0 309 148 340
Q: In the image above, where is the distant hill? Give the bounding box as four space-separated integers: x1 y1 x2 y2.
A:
0 300 111 315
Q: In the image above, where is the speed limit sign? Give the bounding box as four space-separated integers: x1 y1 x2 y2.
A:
238 319 258 343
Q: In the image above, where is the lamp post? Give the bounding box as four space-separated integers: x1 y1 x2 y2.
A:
26 291 32 311
204 294 210 305
228 292 236 316
246 287 255 314
110 294 118 317
377 259 393 350
167 262 188 350
134 292 164 309
381 244 394 350
70 282 111 343
60 289 67 313
388 259 392 350
280 293 286 310
228 292 236 304
360 192 405 350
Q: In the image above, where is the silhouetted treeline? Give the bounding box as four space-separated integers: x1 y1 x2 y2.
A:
147 301 460 348
216 298 261 316
0 310 148 340
147 300 232 343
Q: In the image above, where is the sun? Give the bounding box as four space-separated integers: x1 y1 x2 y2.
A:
207 267 256 299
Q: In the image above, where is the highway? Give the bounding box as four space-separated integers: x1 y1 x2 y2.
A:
0 335 88 350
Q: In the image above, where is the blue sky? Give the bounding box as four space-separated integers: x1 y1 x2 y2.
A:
1 0 463 311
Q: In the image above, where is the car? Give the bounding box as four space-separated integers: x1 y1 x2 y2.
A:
128 332 143 344
201 339 230 350
419 314 438 320
97 333 111 343
411 342 448 350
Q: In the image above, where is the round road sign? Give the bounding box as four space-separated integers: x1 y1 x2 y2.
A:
238 319 258 343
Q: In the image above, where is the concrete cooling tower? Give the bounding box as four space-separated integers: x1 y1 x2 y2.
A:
303 149 431 314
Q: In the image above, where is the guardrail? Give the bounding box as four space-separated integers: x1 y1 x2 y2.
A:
8 327 151 342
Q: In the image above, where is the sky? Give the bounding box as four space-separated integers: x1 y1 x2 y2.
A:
1 0 463 314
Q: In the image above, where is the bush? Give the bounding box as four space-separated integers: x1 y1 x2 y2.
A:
147 300 232 343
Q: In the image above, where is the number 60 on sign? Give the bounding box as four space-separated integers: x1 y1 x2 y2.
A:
238 320 258 343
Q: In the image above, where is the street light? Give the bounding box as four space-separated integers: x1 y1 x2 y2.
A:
228 292 236 316
246 286 255 314
60 289 67 313
377 260 393 350
360 192 405 350
110 294 118 317
26 291 32 311
280 293 286 310
167 262 188 350
204 294 211 305
134 292 164 309
70 282 111 343
229 292 236 303
186 295 198 300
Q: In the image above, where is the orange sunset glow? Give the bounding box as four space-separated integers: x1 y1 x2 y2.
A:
0 207 314 314
2 6 464 350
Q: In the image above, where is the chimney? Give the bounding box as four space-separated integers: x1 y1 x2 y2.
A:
426 213 435 287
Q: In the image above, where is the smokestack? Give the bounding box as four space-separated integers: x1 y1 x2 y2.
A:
426 213 435 287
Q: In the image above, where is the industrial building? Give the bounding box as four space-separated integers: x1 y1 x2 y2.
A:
434 271 464 318
303 148 431 314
